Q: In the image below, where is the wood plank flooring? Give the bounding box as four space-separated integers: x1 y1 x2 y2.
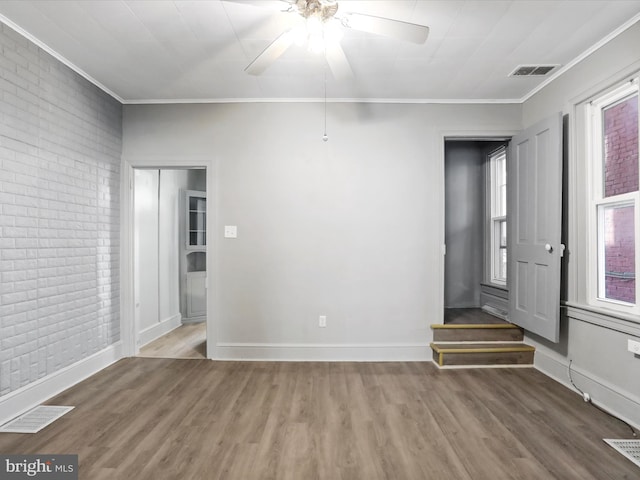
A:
138 323 206 359
0 359 637 479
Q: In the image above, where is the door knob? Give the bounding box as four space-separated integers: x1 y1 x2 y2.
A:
545 243 553 252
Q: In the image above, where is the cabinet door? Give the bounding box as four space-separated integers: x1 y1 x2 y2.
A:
186 191 206 250
186 271 207 318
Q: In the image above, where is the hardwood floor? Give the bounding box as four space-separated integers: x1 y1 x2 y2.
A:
445 307 507 325
0 359 637 479
138 323 206 359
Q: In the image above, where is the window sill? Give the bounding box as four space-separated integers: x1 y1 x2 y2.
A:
563 301 640 336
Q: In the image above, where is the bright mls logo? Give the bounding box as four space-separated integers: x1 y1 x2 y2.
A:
0 455 77 480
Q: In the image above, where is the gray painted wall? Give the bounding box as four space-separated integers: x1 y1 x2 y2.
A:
123 102 522 359
0 24 122 396
522 21 640 427
444 142 485 308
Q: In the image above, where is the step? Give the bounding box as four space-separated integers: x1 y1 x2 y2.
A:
431 323 523 342
430 342 535 367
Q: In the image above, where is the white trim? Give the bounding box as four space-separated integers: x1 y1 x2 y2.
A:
0 14 123 103
121 159 215 359
214 343 429 361
120 163 136 357
138 313 182 347
534 349 640 431
585 80 640 314
489 147 508 285
440 130 519 328
564 303 640 336
0 343 123 427
125 97 523 105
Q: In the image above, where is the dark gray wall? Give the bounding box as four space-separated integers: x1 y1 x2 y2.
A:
444 142 485 308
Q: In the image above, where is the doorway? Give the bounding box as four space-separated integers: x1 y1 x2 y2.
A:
444 139 509 325
132 168 207 359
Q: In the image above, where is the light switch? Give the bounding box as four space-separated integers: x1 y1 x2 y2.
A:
224 226 237 238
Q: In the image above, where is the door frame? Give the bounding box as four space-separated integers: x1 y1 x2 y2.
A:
121 157 215 359
438 130 520 325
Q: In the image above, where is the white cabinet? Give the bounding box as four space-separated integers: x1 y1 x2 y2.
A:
181 190 207 323
187 191 206 250
186 271 207 318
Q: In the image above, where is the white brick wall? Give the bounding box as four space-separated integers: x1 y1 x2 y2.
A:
0 23 122 396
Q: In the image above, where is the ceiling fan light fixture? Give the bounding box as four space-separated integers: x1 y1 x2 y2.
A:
324 22 343 43
308 33 325 54
295 0 339 22
291 26 307 46
243 0 429 75
306 14 324 35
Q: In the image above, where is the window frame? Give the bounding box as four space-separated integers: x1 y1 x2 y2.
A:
489 146 507 286
586 78 640 314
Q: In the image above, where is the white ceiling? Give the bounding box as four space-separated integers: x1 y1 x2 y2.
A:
1 0 640 103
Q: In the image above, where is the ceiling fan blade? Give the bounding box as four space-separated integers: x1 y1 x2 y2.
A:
342 13 429 44
222 0 295 9
324 41 353 81
245 30 294 75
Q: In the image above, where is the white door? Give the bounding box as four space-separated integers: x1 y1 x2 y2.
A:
508 113 563 342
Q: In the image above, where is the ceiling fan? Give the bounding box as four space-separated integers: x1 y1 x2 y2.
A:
227 0 430 80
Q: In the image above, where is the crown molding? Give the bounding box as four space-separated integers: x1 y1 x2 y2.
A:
123 97 522 105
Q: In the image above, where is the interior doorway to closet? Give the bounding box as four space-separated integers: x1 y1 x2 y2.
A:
133 167 207 359
444 139 509 325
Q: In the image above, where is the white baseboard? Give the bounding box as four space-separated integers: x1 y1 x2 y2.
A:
534 350 640 430
214 343 430 361
139 313 182 347
0 342 123 426
181 317 206 324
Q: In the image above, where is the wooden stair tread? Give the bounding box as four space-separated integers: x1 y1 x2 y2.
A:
431 323 521 330
430 342 535 353
431 323 524 343
430 321 533 367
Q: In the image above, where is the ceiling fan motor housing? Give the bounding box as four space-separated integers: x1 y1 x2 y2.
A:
295 0 339 22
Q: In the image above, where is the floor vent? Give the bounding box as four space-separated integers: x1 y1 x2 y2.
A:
604 439 640 468
509 65 558 76
0 406 74 434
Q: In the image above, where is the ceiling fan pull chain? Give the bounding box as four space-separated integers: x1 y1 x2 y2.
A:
323 38 328 142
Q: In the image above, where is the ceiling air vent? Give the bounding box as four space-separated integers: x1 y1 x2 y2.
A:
509 65 559 77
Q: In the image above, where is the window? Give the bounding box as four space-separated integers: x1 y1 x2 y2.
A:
588 79 639 312
489 147 507 285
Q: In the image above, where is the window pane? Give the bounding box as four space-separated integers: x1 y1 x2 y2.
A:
493 150 507 216
603 94 639 197
489 148 507 284
601 204 635 303
499 220 507 247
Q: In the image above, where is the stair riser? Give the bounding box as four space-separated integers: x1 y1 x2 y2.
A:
433 329 523 342
434 350 534 367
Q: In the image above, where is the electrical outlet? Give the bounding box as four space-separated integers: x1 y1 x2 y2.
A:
319 315 327 328
628 339 640 355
